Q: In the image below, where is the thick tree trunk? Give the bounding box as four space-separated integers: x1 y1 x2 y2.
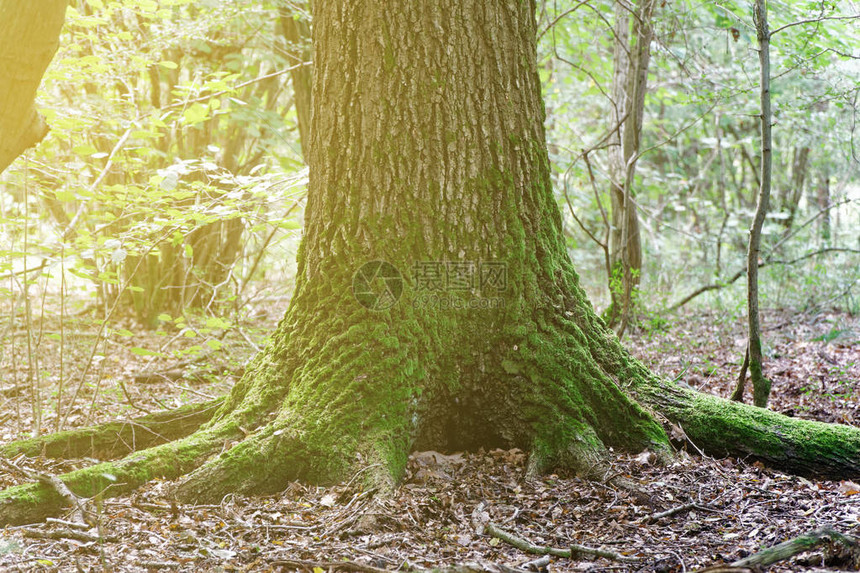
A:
173 0 670 501
2 0 860 528
0 1 68 174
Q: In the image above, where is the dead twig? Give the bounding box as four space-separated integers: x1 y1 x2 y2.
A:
0 459 92 526
485 522 639 563
640 501 717 523
270 559 393 573
21 527 117 543
521 555 551 571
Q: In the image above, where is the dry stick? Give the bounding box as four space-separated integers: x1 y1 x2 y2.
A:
21 527 118 543
730 527 859 568
641 501 713 523
270 559 392 573
0 459 90 525
485 522 639 563
521 555 551 571
45 517 89 530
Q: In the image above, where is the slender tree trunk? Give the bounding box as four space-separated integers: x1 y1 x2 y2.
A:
0 1 69 174
605 0 654 335
735 0 773 407
817 171 831 246
280 2 313 159
780 146 809 231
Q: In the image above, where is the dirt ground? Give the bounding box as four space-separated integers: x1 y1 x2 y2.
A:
0 306 858 572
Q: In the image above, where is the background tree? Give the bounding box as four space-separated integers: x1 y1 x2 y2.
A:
604 0 656 335
0 0 68 174
732 0 773 408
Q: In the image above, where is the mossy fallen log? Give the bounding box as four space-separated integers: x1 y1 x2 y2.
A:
0 397 223 461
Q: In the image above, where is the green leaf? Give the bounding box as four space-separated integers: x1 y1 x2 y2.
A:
205 317 231 329
130 347 164 357
73 144 99 156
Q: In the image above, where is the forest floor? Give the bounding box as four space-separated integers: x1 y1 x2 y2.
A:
0 305 858 573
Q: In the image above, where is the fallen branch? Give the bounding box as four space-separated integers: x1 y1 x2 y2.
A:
485 522 638 563
272 560 389 573
640 501 718 523
520 555 551 571
21 526 117 543
0 459 91 526
731 527 860 568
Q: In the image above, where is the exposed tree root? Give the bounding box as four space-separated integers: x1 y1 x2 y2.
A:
636 377 860 479
3 368 860 526
0 397 223 461
0 423 240 526
731 527 860 569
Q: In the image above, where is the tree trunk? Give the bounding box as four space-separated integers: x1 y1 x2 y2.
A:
0 0 69 174
3 0 860 527
279 2 313 158
817 171 831 246
781 146 809 230
604 0 654 335
733 0 773 408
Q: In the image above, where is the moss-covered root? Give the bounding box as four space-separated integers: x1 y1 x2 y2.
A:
639 380 860 479
0 424 240 526
0 398 224 461
172 414 406 504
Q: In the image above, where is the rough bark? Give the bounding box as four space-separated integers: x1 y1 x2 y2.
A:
0 0 69 174
733 0 773 408
2 0 860 528
172 0 670 502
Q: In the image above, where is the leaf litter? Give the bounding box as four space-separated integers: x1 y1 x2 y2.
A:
0 309 857 572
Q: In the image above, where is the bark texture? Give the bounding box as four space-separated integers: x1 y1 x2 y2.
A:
172 0 670 502
0 0 69 174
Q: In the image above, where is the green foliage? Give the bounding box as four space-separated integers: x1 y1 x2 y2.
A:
539 0 860 313
0 0 309 436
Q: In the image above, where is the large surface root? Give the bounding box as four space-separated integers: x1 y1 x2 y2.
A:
0 423 240 526
0 397 223 461
637 379 860 479
173 419 404 504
